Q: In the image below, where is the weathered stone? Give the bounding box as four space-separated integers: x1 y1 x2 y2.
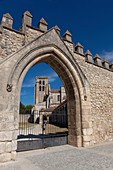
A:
12 130 18 140
83 141 90 147
1 13 13 29
0 142 5 154
63 30 72 42
38 18 48 32
11 151 16 160
0 132 12 141
83 136 91 142
85 50 93 63
82 129 87 135
75 42 84 55
0 153 11 162
86 128 93 135
102 57 109 69
0 11 113 163
12 140 17 151
21 11 32 33
5 142 12 152
109 61 113 70
82 122 90 129
54 25 61 35
94 54 102 66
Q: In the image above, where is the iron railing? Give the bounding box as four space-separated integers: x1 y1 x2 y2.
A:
18 109 68 139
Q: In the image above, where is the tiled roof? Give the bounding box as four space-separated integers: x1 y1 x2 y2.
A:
51 89 60 93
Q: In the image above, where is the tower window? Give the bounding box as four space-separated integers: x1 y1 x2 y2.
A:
42 86 45 91
43 81 45 85
39 86 41 91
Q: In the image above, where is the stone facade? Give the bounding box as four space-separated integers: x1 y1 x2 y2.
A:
34 76 66 123
34 76 66 108
0 11 113 162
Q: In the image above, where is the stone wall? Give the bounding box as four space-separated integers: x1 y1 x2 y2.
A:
0 11 44 61
74 54 113 145
0 28 24 59
0 10 113 162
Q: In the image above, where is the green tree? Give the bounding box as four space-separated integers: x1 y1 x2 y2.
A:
25 104 33 110
25 104 33 114
19 102 34 114
19 102 25 114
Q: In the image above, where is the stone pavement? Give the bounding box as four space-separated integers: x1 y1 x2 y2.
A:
0 142 113 170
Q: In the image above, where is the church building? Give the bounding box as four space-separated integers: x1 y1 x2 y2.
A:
33 76 66 121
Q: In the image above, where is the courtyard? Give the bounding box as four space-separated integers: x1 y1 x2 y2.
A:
0 142 113 170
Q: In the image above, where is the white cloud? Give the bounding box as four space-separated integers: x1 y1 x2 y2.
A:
20 91 28 96
22 79 35 88
22 84 34 88
100 50 113 62
22 71 59 88
48 72 58 83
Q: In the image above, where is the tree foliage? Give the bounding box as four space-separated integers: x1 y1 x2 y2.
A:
19 102 33 114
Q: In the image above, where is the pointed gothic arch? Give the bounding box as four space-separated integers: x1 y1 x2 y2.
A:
0 28 92 162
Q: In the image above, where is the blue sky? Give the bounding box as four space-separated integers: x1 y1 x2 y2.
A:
20 63 63 105
1 0 113 105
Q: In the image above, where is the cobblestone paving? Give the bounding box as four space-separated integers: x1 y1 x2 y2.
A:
1 142 113 170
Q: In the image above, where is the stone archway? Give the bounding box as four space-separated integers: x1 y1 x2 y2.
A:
0 28 92 162
17 52 82 147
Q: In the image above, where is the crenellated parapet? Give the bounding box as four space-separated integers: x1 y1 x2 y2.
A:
0 10 113 72
84 51 113 72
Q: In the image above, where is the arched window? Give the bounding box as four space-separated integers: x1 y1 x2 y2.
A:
39 86 41 91
43 80 45 85
42 86 45 91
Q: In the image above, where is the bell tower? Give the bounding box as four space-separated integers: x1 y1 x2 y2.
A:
35 76 49 104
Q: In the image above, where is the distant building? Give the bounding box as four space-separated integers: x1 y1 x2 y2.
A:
34 76 66 111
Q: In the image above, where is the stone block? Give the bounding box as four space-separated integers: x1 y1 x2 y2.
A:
0 131 12 141
76 136 82 147
86 128 93 135
5 142 12 152
12 130 18 140
82 129 87 135
0 142 5 154
82 121 90 128
11 151 16 161
83 141 90 147
68 135 77 146
12 140 17 151
0 122 15 131
0 153 11 162
83 135 91 142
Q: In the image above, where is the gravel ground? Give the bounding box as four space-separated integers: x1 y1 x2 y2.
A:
0 142 113 170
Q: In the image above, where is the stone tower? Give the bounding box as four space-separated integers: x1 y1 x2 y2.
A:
35 76 49 105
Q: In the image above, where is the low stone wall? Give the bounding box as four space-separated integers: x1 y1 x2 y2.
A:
17 134 67 152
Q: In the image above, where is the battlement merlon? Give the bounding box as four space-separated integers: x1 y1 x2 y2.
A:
0 11 113 72
1 13 13 29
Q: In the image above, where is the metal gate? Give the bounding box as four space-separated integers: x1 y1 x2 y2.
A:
17 102 68 151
